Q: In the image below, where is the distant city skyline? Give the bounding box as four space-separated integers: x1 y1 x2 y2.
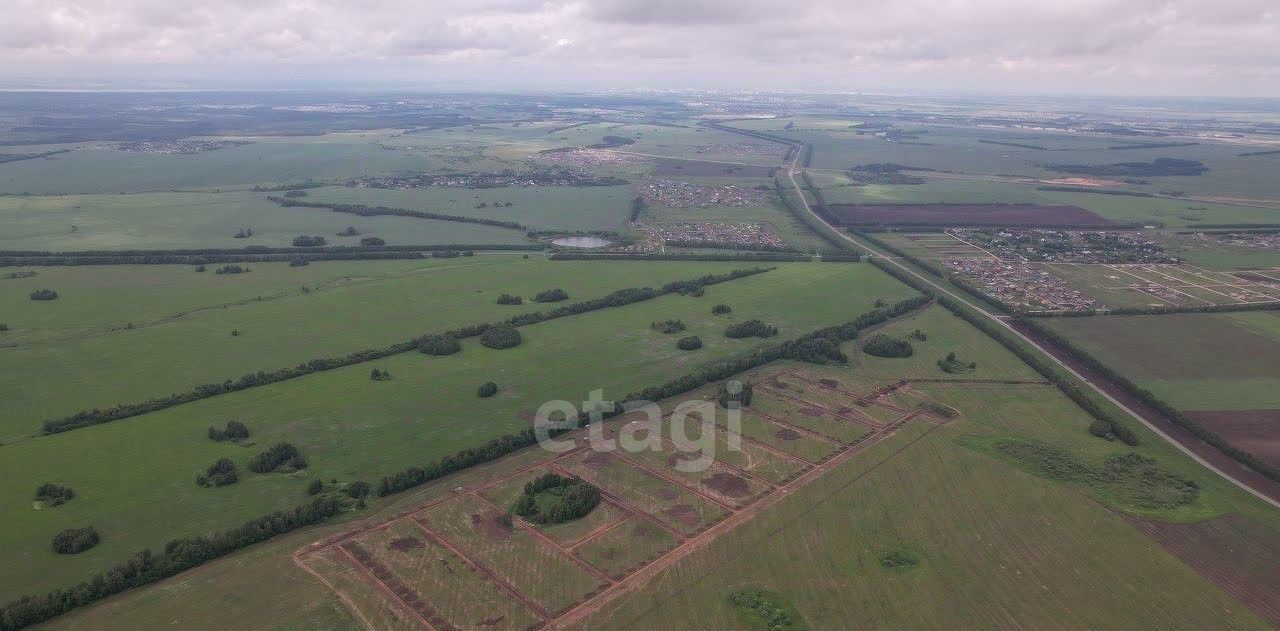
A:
1 0 1277 97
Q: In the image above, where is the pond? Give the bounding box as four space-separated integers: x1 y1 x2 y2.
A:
550 236 612 249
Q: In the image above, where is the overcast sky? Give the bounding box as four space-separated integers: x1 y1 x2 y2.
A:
1 0 1277 96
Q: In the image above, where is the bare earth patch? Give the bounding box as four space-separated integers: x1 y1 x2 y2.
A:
470 512 511 541
1185 410 1280 469
386 537 424 552
818 378 839 389
702 473 751 498
774 428 802 441
800 407 824 417
662 504 700 527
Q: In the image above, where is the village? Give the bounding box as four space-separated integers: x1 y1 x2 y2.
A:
945 258 1099 311
639 179 768 208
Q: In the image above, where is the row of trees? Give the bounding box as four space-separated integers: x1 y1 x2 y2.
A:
266 197 528 231
0 497 346 630
292 236 327 247
1 245 542 268
41 268 773 434
549 252 809 262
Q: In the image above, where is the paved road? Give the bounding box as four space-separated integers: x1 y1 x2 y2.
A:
773 139 1280 510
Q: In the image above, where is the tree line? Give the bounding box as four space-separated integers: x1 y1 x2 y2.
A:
42 267 774 435
266 196 528 231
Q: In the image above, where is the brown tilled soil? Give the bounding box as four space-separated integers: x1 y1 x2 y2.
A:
657 488 679 501
800 407 824 417
470 512 511 541
477 615 506 628
774 427 802 441
1186 410 1280 469
633 522 658 538
830 203 1114 227
387 537 424 552
662 504 699 526
1127 513 1280 627
1234 272 1276 283
702 473 751 498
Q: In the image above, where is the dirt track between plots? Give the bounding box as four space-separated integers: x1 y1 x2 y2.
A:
829 203 1115 228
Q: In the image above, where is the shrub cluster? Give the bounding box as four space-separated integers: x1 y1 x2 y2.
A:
208 420 250 442
511 474 601 524
196 458 238 488
532 288 569 303
247 443 308 474
711 304 732 315
29 289 58 301
52 527 100 555
651 319 686 334
724 319 778 339
863 334 913 359
479 326 522 349
369 368 392 381
291 235 327 247
676 335 703 351
34 484 75 507
496 293 523 305
288 258 309 267
359 237 385 246
477 381 498 398
214 265 248 275
727 590 797 631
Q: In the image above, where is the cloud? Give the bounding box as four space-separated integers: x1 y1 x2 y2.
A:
0 0 1276 95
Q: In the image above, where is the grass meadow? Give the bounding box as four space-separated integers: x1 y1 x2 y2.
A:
0 260 914 598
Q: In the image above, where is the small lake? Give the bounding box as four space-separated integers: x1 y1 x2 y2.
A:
551 236 611 249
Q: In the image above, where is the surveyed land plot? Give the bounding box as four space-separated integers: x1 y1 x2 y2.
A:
297 364 941 631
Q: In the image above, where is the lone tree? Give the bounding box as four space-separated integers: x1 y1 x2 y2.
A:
477 381 499 398
717 380 754 408
711 304 732 315
480 325 522 349
370 368 392 381
52 527 100 555
417 334 461 356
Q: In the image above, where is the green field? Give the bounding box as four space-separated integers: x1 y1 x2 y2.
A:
3 257 813 438
1039 311 1280 411
0 191 529 251
34 303 1280 631
0 260 914 598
